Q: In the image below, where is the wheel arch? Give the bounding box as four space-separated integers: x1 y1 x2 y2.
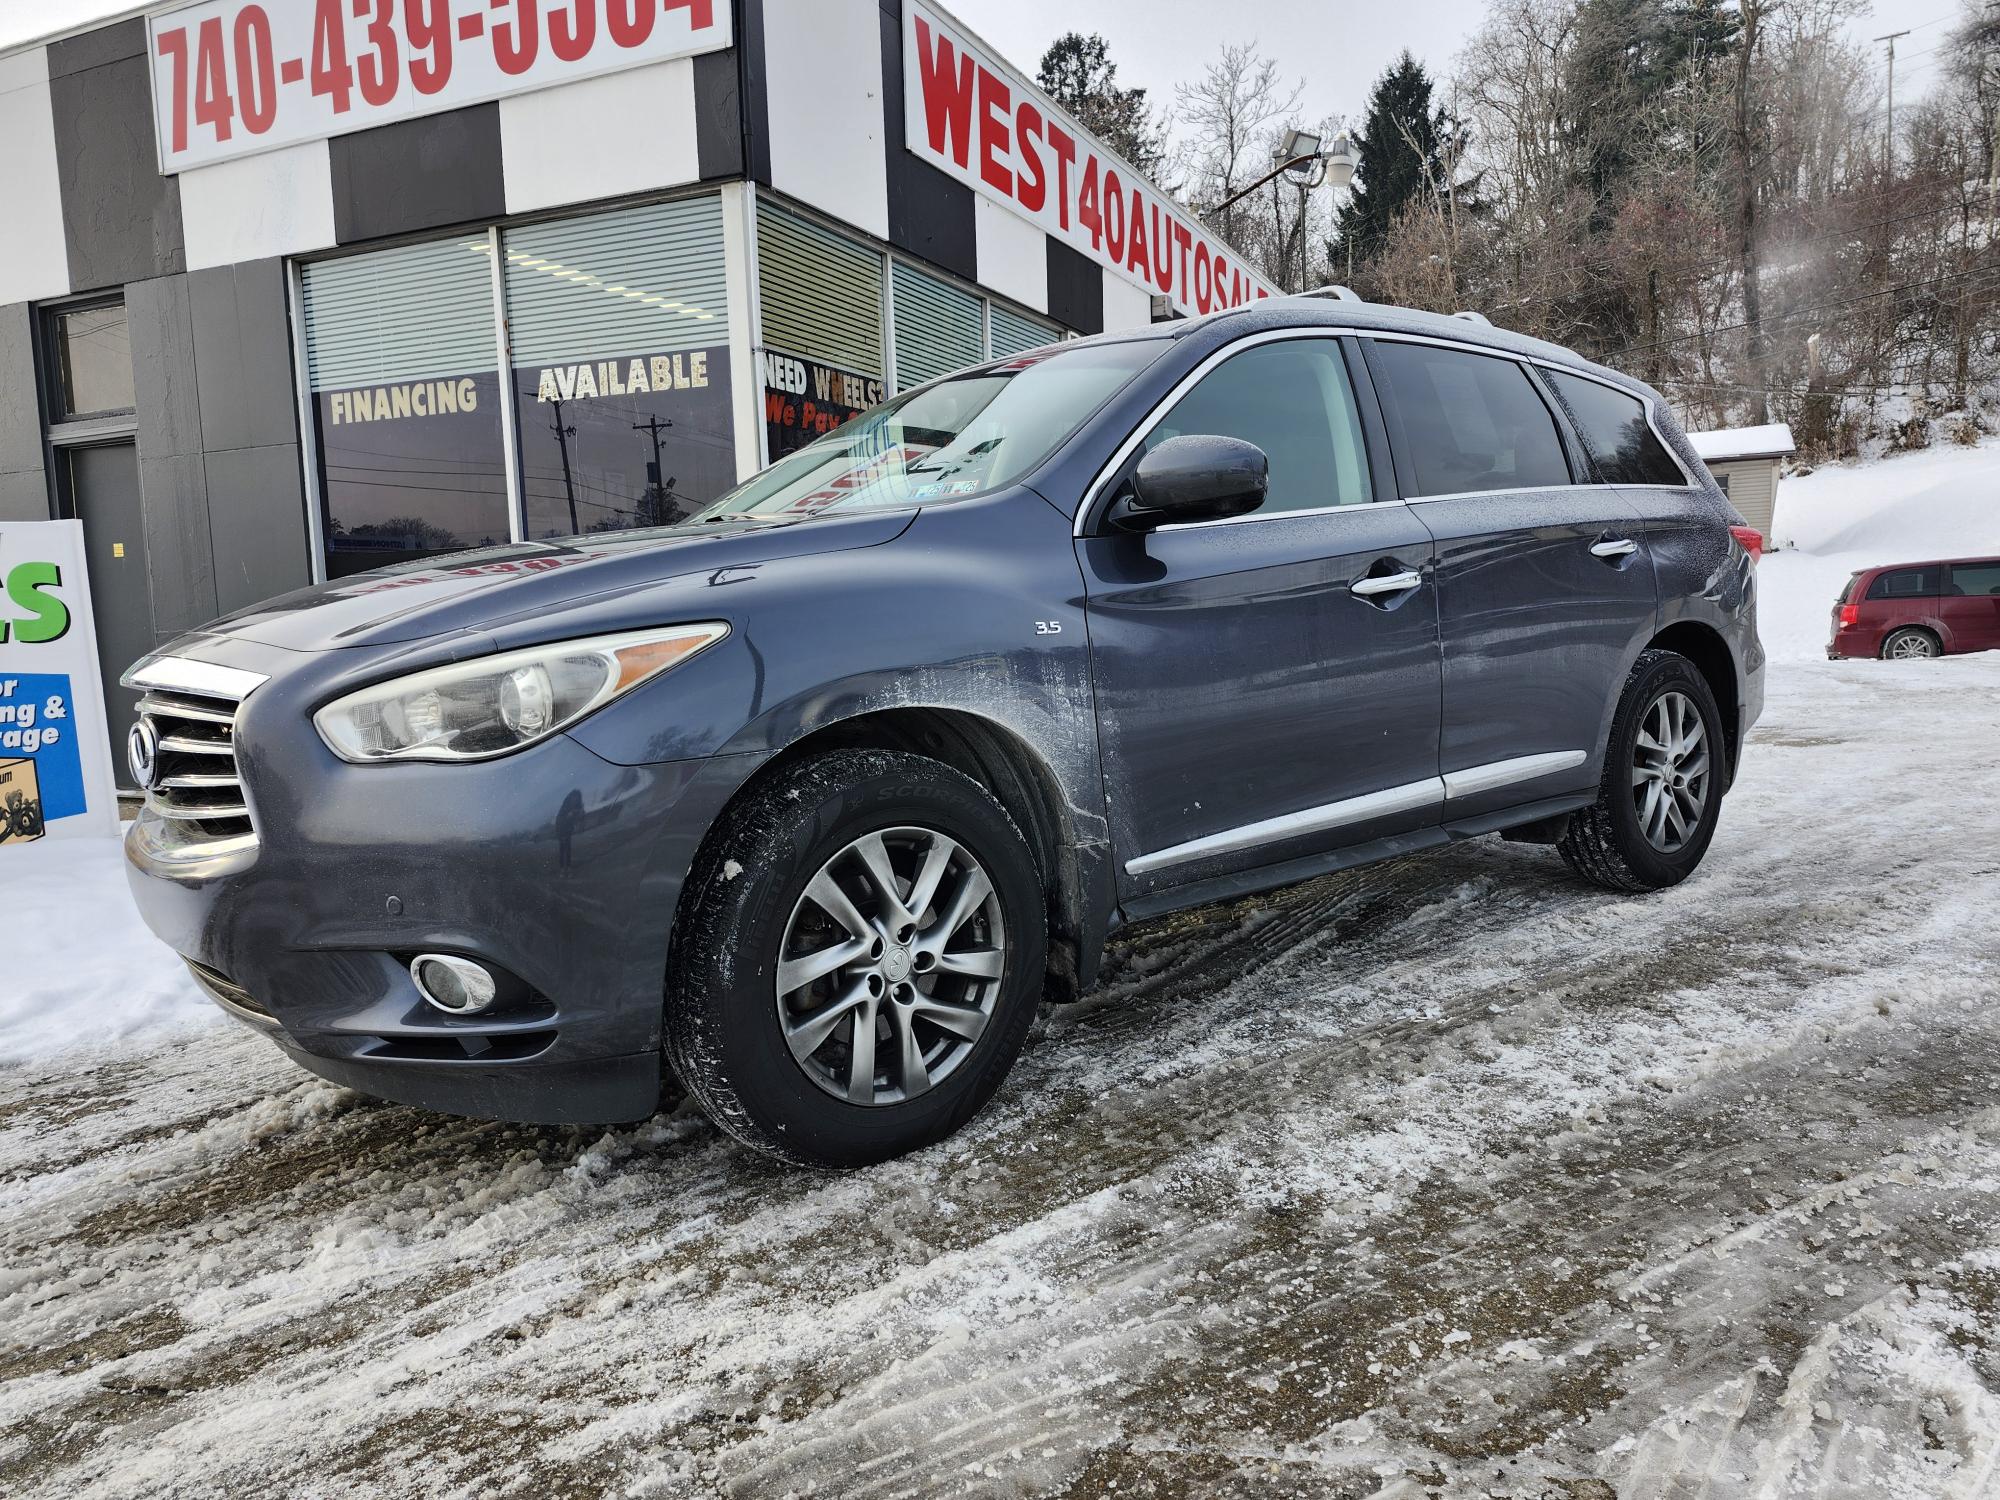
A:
1645 620 1742 780
671 706 1102 1004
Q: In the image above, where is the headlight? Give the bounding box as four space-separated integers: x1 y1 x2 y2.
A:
314 624 728 763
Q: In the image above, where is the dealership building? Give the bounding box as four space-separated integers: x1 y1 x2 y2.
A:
0 0 1272 773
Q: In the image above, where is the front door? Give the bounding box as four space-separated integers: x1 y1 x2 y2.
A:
1078 335 1443 903
61 442 153 782
1942 560 2000 653
1363 338 1659 819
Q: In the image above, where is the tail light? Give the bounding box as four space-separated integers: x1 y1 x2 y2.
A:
1839 603 1860 628
1729 525 1764 563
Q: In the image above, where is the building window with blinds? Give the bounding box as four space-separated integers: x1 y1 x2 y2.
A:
301 239 509 577
989 305 1060 360
891 262 983 393
504 197 734 538
756 204 886 462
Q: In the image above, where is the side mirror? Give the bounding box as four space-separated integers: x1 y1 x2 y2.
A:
1110 435 1269 531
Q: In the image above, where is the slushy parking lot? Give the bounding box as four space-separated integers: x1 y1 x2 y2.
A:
4 647 1996 1498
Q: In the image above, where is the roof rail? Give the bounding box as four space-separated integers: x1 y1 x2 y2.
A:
1452 310 1493 326
1300 285 1366 304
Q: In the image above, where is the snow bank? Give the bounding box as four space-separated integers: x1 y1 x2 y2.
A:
1758 437 2000 661
0 835 216 1066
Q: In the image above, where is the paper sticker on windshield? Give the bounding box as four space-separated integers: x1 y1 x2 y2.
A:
914 481 981 498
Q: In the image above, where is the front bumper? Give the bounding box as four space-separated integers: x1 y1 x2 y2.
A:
127 686 767 1125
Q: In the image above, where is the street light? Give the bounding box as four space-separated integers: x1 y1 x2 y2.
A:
1201 132 1359 293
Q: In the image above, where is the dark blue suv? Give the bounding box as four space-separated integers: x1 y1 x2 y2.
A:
123 295 1762 1166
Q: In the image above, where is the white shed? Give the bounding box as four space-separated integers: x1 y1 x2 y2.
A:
1686 423 1797 541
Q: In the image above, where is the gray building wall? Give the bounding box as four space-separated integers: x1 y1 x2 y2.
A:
0 303 48 522
18 18 312 644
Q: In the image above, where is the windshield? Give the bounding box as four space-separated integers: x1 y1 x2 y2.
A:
694 341 1163 521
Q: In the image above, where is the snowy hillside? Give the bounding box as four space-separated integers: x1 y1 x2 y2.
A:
1757 437 2000 661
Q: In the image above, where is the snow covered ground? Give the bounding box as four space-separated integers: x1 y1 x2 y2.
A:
0 840 215 1067
2 450 1997 1497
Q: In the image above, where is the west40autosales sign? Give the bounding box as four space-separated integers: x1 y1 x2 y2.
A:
904 3 1274 320
147 0 731 173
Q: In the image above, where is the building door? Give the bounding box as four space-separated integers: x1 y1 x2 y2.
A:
61 442 152 782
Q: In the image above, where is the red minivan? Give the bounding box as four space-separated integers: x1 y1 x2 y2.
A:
1829 557 2000 659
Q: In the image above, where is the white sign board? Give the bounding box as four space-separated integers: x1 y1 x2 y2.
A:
0 522 121 844
147 0 733 174
902 2 1275 320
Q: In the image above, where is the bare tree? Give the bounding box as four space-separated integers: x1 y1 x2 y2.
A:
1174 44 1304 271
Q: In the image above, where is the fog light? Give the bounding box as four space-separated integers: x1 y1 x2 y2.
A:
411 954 499 1015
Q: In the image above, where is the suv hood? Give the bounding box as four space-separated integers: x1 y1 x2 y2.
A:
176 511 915 653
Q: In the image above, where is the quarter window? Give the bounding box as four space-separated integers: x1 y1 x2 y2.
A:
1142 339 1374 516
1868 567 1940 599
1947 562 2000 597
1544 370 1685 486
1368 341 1572 497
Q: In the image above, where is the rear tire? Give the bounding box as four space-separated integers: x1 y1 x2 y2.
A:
666 749 1046 1167
1881 627 1941 661
1558 650 1727 893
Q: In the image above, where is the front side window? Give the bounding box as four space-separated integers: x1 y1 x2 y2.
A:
1544 369 1685 486
1947 562 2000 597
1869 567 1940 600
1369 341 1573 497
50 303 135 419
1142 339 1373 515
701 341 1163 520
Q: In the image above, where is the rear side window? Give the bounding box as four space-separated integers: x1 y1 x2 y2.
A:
1368 341 1572 497
1544 370 1686 486
1867 567 1941 600
1947 561 2000 596
1143 339 1374 515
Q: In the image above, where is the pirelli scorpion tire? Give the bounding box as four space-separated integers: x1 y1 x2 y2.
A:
1558 649 1728 894
665 749 1047 1168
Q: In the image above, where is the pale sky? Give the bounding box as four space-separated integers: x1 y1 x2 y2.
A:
947 0 1955 144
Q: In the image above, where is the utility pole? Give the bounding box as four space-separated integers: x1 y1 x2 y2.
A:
1876 29 1911 175
549 399 579 535
632 413 674 525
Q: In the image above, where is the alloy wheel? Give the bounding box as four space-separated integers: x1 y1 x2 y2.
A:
1888 632 1938 660
1630 689 1710 854
776 826 1007 1106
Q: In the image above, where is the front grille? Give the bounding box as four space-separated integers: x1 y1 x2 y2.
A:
138 687 254 842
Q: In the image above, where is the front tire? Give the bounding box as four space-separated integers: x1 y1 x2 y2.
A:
666 749 1047 1167
1558 650 1727 893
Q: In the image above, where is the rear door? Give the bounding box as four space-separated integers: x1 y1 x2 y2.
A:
1077 333 1443 902
1941 560 2000 653
1362 338 1658 821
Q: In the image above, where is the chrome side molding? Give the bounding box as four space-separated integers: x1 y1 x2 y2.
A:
1125 750 1590 876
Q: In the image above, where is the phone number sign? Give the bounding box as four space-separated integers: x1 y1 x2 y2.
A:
147 0 731 174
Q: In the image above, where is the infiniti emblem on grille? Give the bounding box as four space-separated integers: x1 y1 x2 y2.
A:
127 720 160 792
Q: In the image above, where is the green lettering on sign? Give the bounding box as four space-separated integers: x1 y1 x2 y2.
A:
3 562 71 644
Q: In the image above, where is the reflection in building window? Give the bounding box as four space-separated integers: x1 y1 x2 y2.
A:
503 199 736 538
301 240 512 577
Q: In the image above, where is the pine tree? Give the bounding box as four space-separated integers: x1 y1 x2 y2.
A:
1037 33 1170 180
1335 53 1454 265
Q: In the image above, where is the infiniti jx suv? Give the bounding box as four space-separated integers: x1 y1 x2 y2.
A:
123 295 1763 1165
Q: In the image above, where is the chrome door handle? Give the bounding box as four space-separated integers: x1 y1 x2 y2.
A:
1591 538 1639 559
1350 570 1424 598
